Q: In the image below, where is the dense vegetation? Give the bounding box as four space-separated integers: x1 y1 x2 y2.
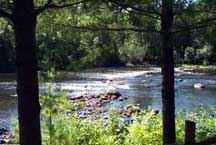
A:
1 0 216 72
1 0 216 145
11 85 216 145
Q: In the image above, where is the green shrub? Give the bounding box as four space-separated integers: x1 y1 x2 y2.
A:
11 94 216 145
38 104 216 145
184 44 216 65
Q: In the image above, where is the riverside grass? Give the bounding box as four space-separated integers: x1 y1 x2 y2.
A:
12 93 216 145
41 103 216 145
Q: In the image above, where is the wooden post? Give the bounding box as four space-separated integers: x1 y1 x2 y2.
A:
185 120 196 145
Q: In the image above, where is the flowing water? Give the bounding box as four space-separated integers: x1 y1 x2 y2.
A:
1 67 216 129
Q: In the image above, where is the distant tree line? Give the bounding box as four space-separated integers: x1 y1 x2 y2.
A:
0 0 216 73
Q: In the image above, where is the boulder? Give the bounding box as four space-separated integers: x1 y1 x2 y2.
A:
118 96 128 101
127 106 141 114
111 95 118 100
102 79 114 83
152 109 159 115
0 128 7 136
126 104 141 114
193 83 205 89
99 95 108 100
118 97 124 101
177 79 183 82
70 95 83 100
126 104 134 110
106 90 121 97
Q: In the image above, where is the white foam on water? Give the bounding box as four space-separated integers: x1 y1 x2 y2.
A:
68 67 161 80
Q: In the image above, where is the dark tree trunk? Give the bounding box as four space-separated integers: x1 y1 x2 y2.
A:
13 0 41 145
161 0 176 145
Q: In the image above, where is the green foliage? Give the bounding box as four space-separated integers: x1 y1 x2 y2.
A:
1 0 216 70
33 0 216 67
184 43 216 65
0 18 15 72
119 32 150 64
184 46 196 64
186 106 216 141
38 103 216 145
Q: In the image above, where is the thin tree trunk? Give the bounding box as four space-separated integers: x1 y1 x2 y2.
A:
13 0 41 145
161 0 176 145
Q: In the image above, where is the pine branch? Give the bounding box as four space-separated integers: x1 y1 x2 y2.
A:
173 17 216 33
109 0 161 17
62 25 160 33
123 8 160 20
35 0 91 15
174 8 216 16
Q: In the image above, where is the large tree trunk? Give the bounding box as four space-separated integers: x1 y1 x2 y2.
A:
13 0 42 145
161 0 176 145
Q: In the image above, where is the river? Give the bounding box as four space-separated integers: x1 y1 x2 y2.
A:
1 67 216 129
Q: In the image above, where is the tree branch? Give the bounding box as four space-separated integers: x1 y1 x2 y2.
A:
174 8 216 16
0 8 12 20
124 8 161 20
35 0 91 15
109 0 161 17
173 17 216 33
62 25 160 33
190 16 216 26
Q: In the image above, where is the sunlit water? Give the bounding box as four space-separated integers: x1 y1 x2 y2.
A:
1 67 216 129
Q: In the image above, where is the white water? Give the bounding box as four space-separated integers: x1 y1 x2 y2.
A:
1 67 216 129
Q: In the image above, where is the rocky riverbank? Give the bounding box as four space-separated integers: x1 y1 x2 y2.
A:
66 89 157 119
68 90 128 118
0 128 14 144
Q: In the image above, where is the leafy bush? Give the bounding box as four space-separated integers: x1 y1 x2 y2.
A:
184 47 196 64
11 91 216 145
39 103 216 145
184 44 216 65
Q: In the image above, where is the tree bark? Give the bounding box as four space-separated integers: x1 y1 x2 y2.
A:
13 0 41 145
161 0 176 145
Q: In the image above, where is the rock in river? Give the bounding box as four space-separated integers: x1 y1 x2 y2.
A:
126 104 141 114
106 90 121 97
193 83 205 89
